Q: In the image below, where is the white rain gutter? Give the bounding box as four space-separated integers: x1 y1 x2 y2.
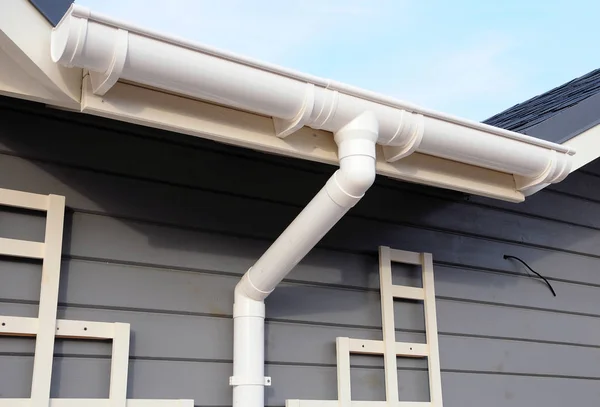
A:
50 5 574 193
49 5 576 407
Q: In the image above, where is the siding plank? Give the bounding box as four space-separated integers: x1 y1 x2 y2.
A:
2 304 599 379
468 185 600 230
62 212 600 292
549 170 600 202
1 356 598 406
0 208 45 242
2 259 600 347
579 158 600 177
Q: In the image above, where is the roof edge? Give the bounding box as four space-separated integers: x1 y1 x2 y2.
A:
484 68 600 138
524 90 600 144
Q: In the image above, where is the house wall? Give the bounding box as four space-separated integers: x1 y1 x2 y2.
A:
1 96 599 406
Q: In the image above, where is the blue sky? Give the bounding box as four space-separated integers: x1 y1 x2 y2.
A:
77 0 599 121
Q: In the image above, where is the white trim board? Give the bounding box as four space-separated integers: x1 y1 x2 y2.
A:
287 247 443 407
0 0 81 107
0 187 193 407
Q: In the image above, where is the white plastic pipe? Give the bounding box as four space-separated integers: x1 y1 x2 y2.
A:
236 113 378 301
231 112 378 407
231 295 266 407
50 4 574 191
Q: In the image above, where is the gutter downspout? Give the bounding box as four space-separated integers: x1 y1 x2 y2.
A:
230 112 379 407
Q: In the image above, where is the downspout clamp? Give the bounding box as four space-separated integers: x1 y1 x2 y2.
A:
231 112 378 407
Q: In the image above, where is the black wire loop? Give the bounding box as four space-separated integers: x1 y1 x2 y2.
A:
503 255 557 297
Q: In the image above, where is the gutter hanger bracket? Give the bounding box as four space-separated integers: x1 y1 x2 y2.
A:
274 83 315 138
382 111 425 162
309 89 340 130
274 85 342 137
90 28 129 96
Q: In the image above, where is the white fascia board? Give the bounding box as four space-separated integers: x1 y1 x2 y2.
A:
555 123 600 174
0 47 60 103
81 77 524 202
0 0 81 107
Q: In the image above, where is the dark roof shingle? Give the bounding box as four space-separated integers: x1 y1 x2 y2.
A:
29 0 73 26
484 68 600 134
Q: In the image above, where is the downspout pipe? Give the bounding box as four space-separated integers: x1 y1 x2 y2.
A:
230 111 379 407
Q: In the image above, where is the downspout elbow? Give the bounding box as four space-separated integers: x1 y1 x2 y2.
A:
235 111 380 303
234 277 267 310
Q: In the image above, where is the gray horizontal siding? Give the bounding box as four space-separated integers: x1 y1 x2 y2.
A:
3 153 600 288
1 97 600 406
3 257 600 349
573 154 600 178
3 265 600 376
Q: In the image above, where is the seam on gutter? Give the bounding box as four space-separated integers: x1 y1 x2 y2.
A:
60 4 573 154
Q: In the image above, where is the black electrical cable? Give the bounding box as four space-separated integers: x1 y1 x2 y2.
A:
503 255 557 297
